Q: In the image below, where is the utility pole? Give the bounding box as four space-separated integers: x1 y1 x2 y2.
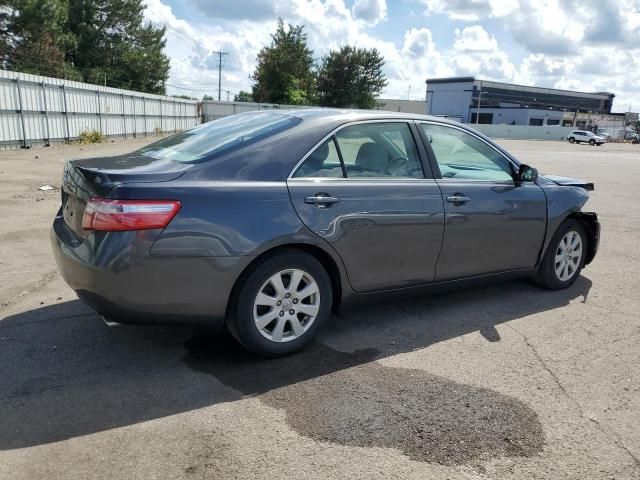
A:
212 50 229 101
476 80 482 124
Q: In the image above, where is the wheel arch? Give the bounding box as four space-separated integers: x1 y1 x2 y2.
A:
566 212 599 265
225 243 345 321
541 211 599 267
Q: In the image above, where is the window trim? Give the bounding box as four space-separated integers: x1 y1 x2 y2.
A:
416 121 519 183
287 119 432 180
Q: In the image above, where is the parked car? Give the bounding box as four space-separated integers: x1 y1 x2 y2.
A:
52 110 600 356
567 130 606 145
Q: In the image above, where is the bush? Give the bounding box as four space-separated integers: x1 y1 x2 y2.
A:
78 130 103 144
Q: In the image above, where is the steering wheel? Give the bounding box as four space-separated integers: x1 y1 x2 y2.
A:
387 155 410 176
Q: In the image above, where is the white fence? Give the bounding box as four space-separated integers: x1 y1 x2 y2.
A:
0 70 200 150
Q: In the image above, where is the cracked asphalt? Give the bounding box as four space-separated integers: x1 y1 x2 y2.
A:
0 138 639 479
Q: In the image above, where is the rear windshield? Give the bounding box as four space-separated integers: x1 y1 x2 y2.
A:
136 112 301 163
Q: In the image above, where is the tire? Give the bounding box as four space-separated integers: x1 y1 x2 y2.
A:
568 137 575 143
534 219 587 290
227 250 332 357
589 139 595 145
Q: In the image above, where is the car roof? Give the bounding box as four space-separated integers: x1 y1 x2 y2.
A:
257 108 461 127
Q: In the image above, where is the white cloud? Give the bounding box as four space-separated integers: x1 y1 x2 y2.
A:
352 0 387 25
142 0 640 110
419 0 518 21
453 26 498 52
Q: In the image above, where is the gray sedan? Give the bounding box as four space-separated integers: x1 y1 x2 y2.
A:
51 109 600 356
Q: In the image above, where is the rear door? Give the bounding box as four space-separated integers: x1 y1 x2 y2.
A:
418 122 547 280
287 121 445 292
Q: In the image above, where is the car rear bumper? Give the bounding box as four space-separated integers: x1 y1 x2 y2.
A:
51 212 252 326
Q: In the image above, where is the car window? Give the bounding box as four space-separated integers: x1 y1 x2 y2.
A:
292 138 345 178
136 112 301 163
335 123 424 179
420 124 514 182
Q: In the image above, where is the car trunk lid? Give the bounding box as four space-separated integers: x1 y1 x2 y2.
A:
61 153 189 237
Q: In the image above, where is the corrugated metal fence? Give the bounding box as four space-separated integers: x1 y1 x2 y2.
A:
0 70 200 150
202 100 311 122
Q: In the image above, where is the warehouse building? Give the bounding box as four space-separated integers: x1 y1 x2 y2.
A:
425 77 615 127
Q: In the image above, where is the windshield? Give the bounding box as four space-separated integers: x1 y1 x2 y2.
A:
136 112 301 163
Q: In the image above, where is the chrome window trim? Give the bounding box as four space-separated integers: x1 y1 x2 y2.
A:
287 119 424 180
417 120 520 179
286 177 440 185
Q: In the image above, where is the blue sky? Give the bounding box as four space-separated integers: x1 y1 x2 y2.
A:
143 0 640 111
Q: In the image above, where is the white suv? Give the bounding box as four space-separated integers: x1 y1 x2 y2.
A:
568 130 606 146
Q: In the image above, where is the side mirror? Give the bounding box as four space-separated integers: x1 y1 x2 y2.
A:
516 164 538 185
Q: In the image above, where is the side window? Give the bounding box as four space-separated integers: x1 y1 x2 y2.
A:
292 138 345 178
420 124 514 182
335 123 424 178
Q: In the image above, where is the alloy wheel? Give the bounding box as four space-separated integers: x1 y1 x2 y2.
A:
554 230 583 281
253 269 321 342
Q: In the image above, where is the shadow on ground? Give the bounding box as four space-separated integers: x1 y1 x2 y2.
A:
0 277 591 465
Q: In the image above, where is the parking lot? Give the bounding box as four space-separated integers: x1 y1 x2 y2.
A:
0 138 638 479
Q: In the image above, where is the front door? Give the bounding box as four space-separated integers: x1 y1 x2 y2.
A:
287 121 444 292
418 122 547 280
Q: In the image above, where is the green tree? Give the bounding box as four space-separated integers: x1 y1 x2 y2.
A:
65 0 170 93
0 0 76 78
234 90 253 102
202 94 214 100
251 19 315 105
317 46 388 109
1 0 170 94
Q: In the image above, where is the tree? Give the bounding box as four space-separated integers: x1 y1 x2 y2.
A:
317 46 388 109
202 94 214 100
1 0 170 94
0 0 76 78
234 90 253 102
251 19 315 105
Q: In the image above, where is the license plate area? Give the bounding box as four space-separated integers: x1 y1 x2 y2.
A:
62 190 87 236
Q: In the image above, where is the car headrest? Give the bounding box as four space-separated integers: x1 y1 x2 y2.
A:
356 142 388 172
306 141 329 168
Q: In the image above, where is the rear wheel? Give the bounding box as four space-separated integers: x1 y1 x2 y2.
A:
227 250 332 357
568 137 575 143
534 219 587 290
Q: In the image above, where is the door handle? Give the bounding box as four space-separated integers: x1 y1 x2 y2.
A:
304 194 340 208
446 195 470 203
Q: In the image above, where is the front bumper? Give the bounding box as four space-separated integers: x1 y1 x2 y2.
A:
51 213 251 325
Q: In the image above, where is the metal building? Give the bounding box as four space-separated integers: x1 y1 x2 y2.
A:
425 77 615 126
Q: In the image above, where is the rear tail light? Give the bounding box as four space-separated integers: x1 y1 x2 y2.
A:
82 198 181 231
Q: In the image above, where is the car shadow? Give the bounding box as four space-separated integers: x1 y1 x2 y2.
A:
0 277 591 465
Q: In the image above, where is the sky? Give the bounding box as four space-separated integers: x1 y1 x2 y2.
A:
143 0 640 112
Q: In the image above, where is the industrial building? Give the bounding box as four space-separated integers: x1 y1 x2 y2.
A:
425 77 616 128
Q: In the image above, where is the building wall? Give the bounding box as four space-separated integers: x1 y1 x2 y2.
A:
426 81 474 122
426 77 615 126
471 108 564 126
0 70 200 150
562 111 625 129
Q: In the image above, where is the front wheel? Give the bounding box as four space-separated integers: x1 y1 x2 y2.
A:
534 219 587 290
589 139 596 145
568 137 575 143
227 250 332 357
